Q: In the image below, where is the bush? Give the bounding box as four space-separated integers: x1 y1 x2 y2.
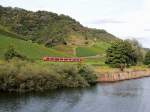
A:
78 65 97 84
0 59 97 92
144 50 150 65
4 45 27 61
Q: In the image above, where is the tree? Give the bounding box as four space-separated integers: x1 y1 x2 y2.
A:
144 50 150 65
126 39 144 64
105 40 138 71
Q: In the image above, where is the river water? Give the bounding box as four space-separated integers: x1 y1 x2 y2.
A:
0 78 150 112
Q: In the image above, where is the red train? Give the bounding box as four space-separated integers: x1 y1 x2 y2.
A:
42 57 82 62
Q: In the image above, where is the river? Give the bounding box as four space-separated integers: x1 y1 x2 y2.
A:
0 78 150 112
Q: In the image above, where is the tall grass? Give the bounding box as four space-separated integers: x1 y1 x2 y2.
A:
0 59 97 92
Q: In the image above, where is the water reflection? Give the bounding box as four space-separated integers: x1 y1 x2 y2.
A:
0 78 150 112
100 79 143 97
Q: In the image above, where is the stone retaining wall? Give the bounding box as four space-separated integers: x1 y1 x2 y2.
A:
97 70 150 82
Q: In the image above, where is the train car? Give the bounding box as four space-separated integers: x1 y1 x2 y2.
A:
42 57 82 62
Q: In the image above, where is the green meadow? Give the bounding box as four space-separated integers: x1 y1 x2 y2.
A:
0 34 71 60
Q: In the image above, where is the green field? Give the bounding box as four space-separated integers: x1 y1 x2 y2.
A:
76 42 110 57
0 34 71 60
76 47 98 57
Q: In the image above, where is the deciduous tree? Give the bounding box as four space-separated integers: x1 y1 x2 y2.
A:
144 50 150 65
105 40 138 71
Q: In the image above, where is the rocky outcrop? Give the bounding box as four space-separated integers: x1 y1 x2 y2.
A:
97 70 150 82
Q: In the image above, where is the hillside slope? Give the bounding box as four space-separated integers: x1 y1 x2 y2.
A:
0 34 71 60
0 5 118 47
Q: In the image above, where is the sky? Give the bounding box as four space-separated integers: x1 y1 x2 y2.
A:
0 0 150 47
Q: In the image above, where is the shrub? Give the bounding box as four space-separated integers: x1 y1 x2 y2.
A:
78 65 97 84
4 45 27 61
0 60 97 92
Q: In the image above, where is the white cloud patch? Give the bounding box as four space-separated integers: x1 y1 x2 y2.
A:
135 37 150 48
144 29 150 31
91 19 127 24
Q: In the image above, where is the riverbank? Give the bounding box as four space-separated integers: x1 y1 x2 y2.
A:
1 59 150 92
96 68 150 82
0 59 97 92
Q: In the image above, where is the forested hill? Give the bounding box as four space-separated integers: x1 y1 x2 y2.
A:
0 5 118 47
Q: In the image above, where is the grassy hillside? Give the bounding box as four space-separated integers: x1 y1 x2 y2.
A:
0 34 71 60
0 5 118 47
53 45 75 56
0 32 110 66
0 5 117 66
76 42 110 57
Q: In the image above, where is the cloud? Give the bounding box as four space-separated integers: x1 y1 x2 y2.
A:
135 37 150 48
91 18 127 24
144 29 150 31
122 36 150 48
